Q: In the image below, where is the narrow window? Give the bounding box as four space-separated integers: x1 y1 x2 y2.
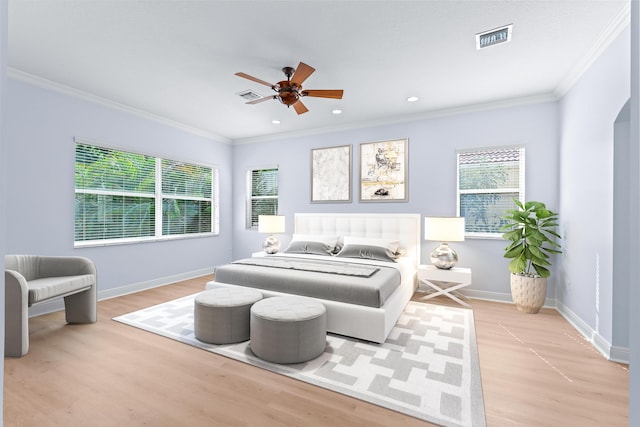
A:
457 146 525 237
247 167 279 228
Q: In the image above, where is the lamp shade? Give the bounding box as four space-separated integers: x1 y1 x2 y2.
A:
258 215 285 234
424 217 465 242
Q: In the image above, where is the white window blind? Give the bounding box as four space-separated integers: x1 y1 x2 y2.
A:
75 141 218 245
457 146 525 236
247 167 279 228
162 159 215 236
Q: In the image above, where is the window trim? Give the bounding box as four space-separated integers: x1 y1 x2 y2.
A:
456 145 525 239
74 139 219 248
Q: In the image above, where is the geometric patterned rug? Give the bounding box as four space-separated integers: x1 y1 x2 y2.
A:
113 294 486 427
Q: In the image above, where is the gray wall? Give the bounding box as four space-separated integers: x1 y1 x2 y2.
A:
232 102 560 302
4 79 235 296
557 26 630 353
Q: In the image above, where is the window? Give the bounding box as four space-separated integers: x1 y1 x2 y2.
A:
247 167 279 228
162 159 215 236
75 140 218 246
457 146 525 237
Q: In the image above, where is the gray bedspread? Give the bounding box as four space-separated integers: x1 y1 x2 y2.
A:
213 256 401 308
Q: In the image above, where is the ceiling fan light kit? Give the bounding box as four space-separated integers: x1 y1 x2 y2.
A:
235 62 343 115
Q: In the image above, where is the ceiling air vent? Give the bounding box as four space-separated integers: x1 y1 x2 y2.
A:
476 24 512 50
236 90 262 101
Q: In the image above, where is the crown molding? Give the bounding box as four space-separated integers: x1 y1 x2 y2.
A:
235 3 631 148
554 1 631 98
7 68 232 144
10 66 555 147
232 92 557 145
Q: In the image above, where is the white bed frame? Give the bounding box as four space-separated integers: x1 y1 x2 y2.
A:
207 213 421 343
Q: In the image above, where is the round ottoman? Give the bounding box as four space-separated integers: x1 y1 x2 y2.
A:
194 287 263 344
250 296 327 364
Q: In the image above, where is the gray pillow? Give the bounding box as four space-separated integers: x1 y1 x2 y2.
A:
284 240 334 256
335 244 397 262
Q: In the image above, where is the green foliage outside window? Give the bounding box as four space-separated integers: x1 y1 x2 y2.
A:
75 144 156 192
75 142 216 243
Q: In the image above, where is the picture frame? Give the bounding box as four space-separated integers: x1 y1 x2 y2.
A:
311 144 352 203
359 138 408 202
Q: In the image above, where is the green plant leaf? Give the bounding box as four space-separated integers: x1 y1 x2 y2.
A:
528 245 546 259
513 199 524 210
502 229 523 241
501 199 562 276
504 244 524 259
545 248 563 254
546 229 562 239
531 255 550 267
509 255 527 274
532 264 551 278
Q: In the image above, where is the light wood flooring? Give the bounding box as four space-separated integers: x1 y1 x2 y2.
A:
4 275 628 426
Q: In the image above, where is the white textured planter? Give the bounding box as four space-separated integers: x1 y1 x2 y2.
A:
510 273 547 314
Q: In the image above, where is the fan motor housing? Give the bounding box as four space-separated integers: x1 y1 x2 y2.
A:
276 80 301 106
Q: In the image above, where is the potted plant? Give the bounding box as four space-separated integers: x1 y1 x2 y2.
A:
501 200 562 313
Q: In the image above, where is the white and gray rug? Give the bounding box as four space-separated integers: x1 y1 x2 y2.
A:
114 295 486 427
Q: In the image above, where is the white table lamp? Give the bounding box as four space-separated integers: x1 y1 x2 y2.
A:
258 215 285 254
424 216 465 269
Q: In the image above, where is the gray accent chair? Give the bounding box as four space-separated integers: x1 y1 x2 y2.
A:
5 255 97 357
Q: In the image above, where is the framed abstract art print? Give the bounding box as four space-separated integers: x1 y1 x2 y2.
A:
311 144 352 203
359 138 408 202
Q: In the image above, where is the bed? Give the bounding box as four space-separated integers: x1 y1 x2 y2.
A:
206 213 420 343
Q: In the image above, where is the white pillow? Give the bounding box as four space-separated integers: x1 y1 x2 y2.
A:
342 236 400 254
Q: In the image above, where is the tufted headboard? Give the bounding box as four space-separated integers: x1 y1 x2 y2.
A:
294 213 421 267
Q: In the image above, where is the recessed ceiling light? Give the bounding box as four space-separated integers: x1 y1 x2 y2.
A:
407 96 419 102
272 120 281 125
332 109 342 115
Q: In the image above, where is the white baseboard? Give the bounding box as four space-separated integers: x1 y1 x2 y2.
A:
98 267 214 301
460 289 557 308
463 290 630 365
29 276 630 365
460 289 513 303
28 267 214 318
555 300 630 365
610 346 631 364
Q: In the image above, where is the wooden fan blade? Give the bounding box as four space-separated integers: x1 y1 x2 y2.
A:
235 72 274 88
301 89 344 99
246 95 277 105
290 62 315 85
293 100 309 115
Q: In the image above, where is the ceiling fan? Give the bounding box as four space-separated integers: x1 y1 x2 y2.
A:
235 62 344 114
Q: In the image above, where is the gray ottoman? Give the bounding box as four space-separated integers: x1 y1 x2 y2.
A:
250 296 327 364
194 287 263 344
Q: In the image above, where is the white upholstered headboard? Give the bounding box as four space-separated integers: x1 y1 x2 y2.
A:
294 213 421 266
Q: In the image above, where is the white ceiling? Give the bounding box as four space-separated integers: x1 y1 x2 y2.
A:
8 0 630 144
